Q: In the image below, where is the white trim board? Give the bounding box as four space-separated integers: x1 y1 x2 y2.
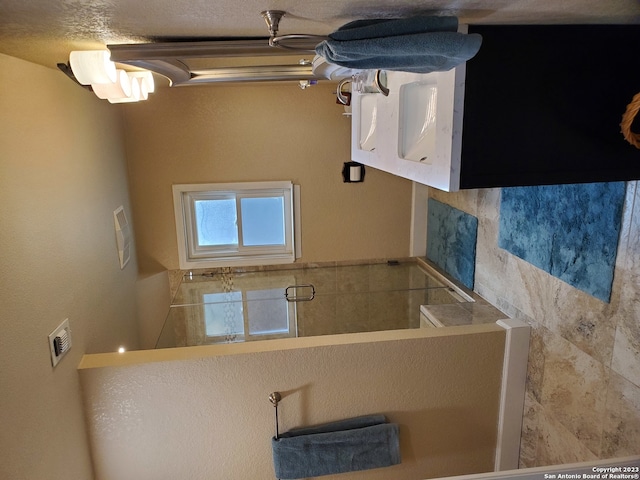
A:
494 318 531 471
410 182 429 257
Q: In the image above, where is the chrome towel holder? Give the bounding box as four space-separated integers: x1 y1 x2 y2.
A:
269 391 282 439
261 10 328 52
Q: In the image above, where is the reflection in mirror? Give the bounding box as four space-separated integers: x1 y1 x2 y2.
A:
202 287 296 343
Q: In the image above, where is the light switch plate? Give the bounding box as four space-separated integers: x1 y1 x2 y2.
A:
48 318 72 367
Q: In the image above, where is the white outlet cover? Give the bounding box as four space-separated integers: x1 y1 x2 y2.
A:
48 318 72 367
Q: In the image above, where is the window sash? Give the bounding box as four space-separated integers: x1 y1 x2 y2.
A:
238 193 287 247
189 192 238 252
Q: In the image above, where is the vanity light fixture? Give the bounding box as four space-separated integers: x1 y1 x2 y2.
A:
60 49 155 103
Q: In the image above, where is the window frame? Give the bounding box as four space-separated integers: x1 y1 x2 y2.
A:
173 181 299 269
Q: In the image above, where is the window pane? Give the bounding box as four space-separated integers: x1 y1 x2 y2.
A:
194 198 238 246
203 292 243 336
246 289 290 335
240 197 285 246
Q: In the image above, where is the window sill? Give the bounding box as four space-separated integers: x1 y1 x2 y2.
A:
178 253 295 270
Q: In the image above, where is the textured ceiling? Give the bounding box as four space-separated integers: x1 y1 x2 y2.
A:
1 0 639 69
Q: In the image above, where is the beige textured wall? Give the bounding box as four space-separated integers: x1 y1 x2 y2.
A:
80 326 505 480
122 82 413 272
0 52 140 479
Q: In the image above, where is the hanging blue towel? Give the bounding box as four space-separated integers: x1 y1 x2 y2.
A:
315 16 482 73
271 415 401 479
329 16 460 40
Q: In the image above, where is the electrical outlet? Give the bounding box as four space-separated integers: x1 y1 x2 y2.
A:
48 319 72 367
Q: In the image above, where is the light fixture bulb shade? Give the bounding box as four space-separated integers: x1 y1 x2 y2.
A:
138 77 149 100
91 69 132 99
130 76 141 100
129 71 155 93
108 76 142 103
69 50 117 85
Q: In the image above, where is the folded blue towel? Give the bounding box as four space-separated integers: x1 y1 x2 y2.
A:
315 16 482 73
330 16 460 40
272 415 401 479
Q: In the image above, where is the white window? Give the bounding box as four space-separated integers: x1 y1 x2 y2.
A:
173 181 300 269
202 288 296 344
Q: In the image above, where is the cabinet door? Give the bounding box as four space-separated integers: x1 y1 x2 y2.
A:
460 25 640 189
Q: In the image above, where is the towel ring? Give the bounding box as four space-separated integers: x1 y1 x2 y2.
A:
261 10 327 52
269 34 329 52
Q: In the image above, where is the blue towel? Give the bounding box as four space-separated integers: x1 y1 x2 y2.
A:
271 415 401 479
315 16 482 73
330 16 460 40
